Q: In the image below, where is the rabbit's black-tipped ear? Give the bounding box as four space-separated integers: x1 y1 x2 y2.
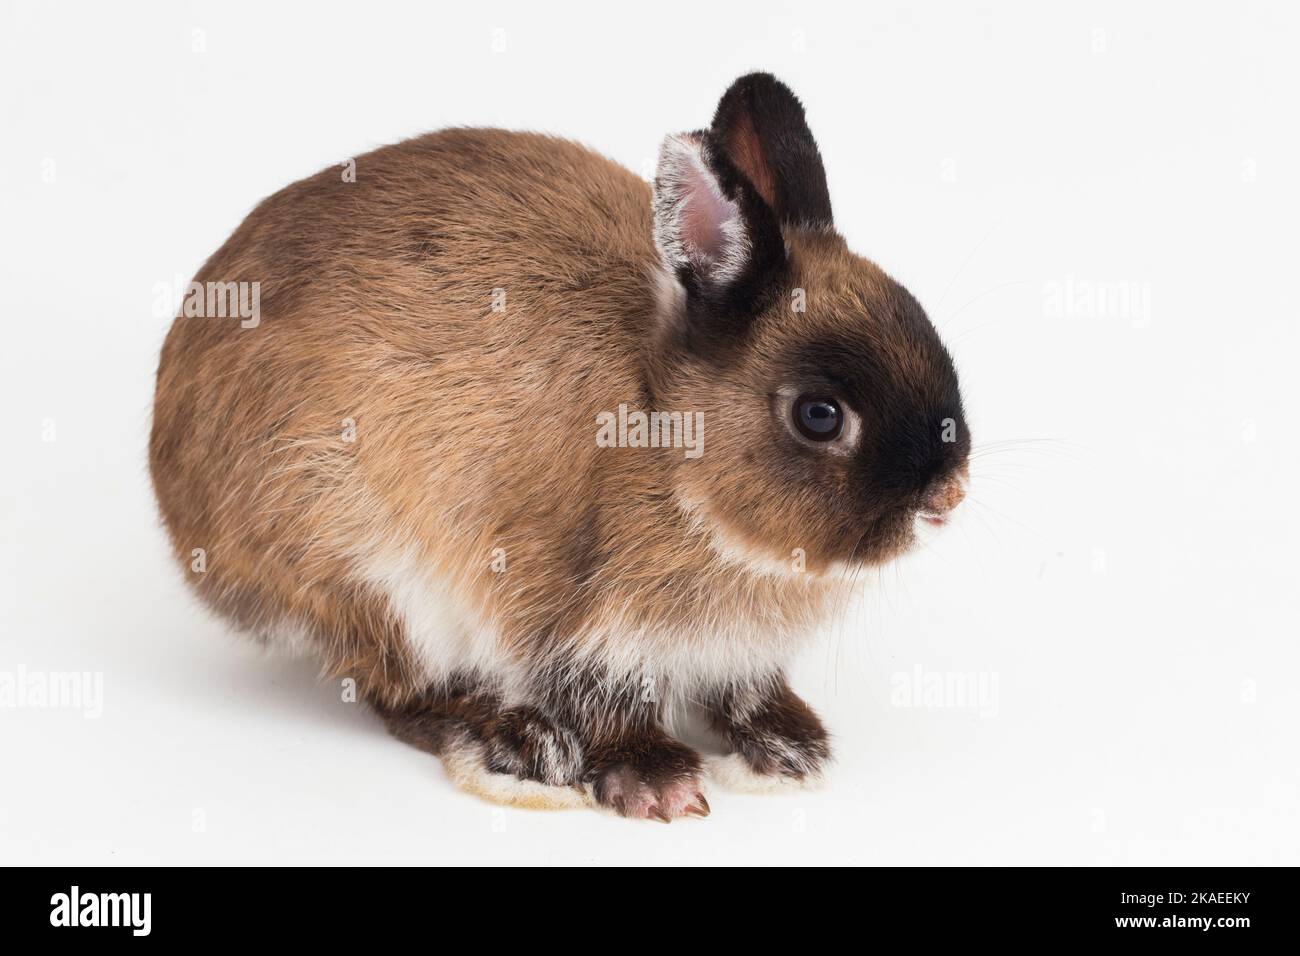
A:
652 131 786 318
710 72 833 228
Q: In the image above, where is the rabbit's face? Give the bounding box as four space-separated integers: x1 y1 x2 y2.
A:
651 75 969 574
661 231 969 574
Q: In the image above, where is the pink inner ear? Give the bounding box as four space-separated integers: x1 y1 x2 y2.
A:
680 155 738 266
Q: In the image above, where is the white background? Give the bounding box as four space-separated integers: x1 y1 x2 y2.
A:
2 0 1297 865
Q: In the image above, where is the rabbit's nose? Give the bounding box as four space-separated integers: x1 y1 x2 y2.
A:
917 473 967 526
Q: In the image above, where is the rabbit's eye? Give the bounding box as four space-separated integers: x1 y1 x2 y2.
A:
794 396 842 441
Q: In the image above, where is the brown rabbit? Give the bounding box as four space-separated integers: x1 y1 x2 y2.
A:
149 73 969 819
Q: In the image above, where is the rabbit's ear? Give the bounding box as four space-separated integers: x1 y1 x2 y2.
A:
652 131 786 318
710 73 833 228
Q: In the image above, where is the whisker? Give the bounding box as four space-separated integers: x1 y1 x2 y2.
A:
965 495 1043 540
934 224 999 312
940 280 1030 332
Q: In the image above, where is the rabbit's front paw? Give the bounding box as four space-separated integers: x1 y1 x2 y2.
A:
588 739 709 821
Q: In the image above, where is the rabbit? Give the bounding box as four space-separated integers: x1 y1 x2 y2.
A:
149 72 970 820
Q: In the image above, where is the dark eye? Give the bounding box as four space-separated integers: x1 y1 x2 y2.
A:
794 396 843 441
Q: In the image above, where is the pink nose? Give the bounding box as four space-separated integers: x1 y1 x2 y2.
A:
919 474 966 525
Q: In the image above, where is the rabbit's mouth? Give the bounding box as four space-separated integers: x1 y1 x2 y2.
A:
915 470 968 528
853 477 967 564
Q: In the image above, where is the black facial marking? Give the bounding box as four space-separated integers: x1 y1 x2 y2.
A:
784 290 967 501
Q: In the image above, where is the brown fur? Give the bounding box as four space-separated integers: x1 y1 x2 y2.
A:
150 75 968 818
150 129 858 700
